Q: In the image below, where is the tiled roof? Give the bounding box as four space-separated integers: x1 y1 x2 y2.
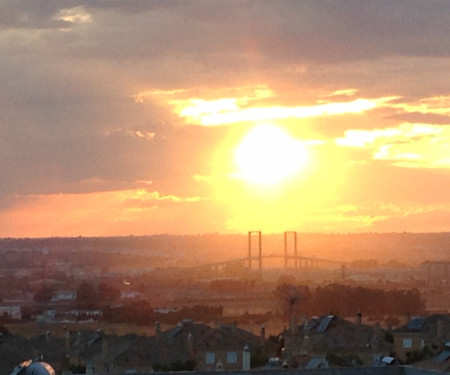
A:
287 315 392 353
394 314 450 338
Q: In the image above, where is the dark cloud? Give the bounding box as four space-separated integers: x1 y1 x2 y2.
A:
4 1 450 61
82 0 450 64
0 110 230 199
87 0 181 13
0 0 178 28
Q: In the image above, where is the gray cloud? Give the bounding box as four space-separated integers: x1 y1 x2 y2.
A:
0 0 74 29
4 1 450 60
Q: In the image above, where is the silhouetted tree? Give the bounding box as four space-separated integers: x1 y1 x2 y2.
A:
276 283 425 317
273 284 310 318
76 282 98 308
33 285 55 303
98 282 120 303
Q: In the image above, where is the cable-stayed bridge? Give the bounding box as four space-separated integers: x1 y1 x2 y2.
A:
186 231 345 276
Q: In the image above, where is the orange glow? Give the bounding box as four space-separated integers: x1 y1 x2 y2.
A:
201 125 353 234
0 189 208 238
234 124 309 185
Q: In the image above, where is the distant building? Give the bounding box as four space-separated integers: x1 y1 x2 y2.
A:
421 261 450 286
0 305 22 320
50 291 77 303
36 308 102 323
2 291 34 306
120 291 144 300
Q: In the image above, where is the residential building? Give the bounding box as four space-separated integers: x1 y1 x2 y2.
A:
12 321 275 374
50 291 77 303
112 320 275 372
0 305 22 320
393 314 450 362
283 314 393 367
421 262 450 286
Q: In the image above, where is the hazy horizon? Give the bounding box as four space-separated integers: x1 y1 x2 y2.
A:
2 230 450 240
2 232 449 267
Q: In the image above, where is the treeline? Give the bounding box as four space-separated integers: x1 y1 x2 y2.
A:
33 282 121 307
102 302 223 325
275 283 425 317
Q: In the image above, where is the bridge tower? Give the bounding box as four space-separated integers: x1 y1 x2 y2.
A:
284 231 298 268
248 231 262 272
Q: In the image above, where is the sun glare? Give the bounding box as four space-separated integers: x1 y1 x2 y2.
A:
234 124 308 185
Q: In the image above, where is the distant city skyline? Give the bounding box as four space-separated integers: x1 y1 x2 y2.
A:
1 1 450 237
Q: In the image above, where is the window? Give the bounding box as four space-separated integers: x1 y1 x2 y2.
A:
403 338 412 349
227 352 238 363
206 352 215 364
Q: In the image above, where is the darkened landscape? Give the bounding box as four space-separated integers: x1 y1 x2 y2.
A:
0 233 449 374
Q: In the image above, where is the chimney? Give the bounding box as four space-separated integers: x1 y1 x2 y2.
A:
355 312 362 325
372 323 381 351
300 334 310 355
437 318 445 344
290 316 298 335
260 325 266 340
303 326 311 339
155 321 161 340
65 330 71 353
101 331 109 361
75 331 82 349
187 332 194 358
405 313 411 325
242 344 251 370
231 322 237 335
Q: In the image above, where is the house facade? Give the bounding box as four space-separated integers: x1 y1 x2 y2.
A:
393 315 450 362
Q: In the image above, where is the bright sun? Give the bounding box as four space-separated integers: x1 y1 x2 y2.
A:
234 124 308 185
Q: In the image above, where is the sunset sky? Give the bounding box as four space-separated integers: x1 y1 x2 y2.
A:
1 0 450 237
